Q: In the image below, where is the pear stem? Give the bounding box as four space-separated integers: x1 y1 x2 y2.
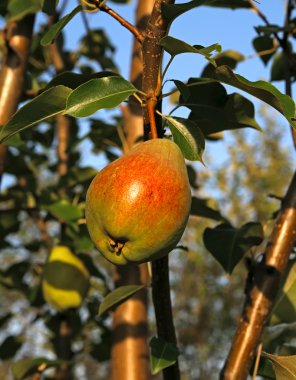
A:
147 98 158 139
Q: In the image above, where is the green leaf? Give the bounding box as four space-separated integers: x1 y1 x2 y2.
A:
65 76 137 118
8 0 42 21
209 65 296 129
252 36 276 66
46 71 118 90
255 25 286 35
178 79 261 135
62 166 97 187
203 222 263 274
163 116 205 162
0 336 22 360
205 0 252 8
159 36 221 66
201 49 245 77
271 51 296 82
45 200 83 222
262 352 296 380
270 263 296 325
189 91 262 134
223 93 262 131
12 358 62 380
162 0 251 23
41 5 82 46
98 285 145 316
42 0 59 15
43 261 89 294
171 80 191 103
0 86 72 143
190 197 229 222
4 133 24 147
149 336 179 375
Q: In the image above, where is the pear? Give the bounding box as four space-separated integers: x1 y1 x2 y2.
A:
85 139 191 265
42 245 90 311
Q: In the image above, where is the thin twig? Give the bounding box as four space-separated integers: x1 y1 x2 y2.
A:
252 342 263 380
83 0 144 43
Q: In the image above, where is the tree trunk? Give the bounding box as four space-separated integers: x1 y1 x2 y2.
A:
0 15 35 185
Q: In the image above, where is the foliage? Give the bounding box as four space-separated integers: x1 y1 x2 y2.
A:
0 1 295 380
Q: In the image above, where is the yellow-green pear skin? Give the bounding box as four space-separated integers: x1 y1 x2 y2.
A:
42 245 90 311
85 139 191 265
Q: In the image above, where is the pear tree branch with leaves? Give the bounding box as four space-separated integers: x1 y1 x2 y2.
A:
1 1 296 380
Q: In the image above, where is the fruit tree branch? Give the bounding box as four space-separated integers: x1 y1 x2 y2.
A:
0 15 35 187
221 171 296 380
83 0 144 44
152 255 180 380
142 0 174 140
141 1 180 379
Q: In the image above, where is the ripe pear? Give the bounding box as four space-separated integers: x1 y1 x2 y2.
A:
85 139 191 265
42 245 90 311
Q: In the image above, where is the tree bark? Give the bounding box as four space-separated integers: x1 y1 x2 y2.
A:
142 1 180 380
221 171 296 380
110 2 154 380
0 15 35 186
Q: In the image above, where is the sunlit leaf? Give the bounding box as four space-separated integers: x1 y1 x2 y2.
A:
45 200 83 222
65 77 136 118
163 115 205 162
41 5 82 46
0 86 72 143
270 263 296 325
150 336 179 375
262 352 296 380
98 285 145 316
